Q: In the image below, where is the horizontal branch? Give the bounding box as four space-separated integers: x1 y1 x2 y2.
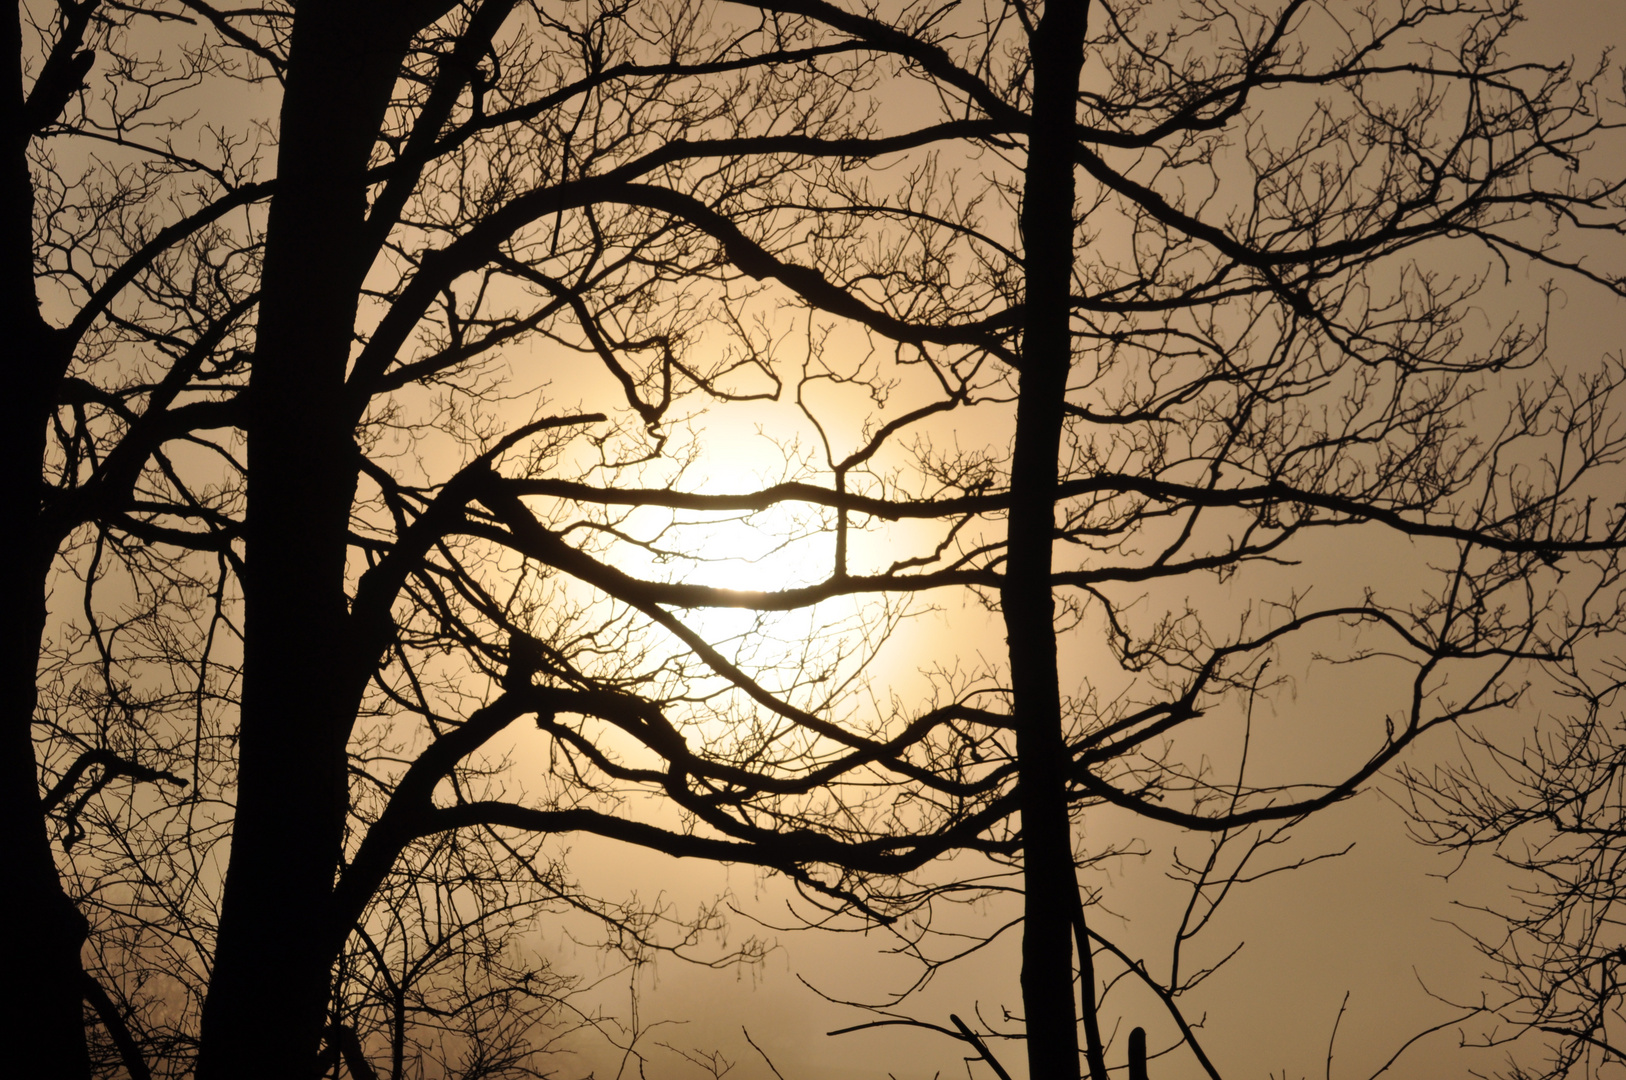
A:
495 472 1624 556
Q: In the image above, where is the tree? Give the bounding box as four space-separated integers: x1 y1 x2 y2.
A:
1397 596 1626 1078
7 0 261 1069
628 1 1626 1077
14 1 1626 1079
14 2 1021 1076
193 2 1032 1073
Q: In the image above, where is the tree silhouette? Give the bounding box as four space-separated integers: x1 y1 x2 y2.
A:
6 0 256 1069
549 2 1626 1076
12 2 1017 1076
9 1 1626 1079
1398 636 1626 1077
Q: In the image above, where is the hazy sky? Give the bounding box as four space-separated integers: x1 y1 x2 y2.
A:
33 2 1626 1077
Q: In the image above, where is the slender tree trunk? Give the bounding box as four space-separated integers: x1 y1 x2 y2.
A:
194 6 416 1074
0 6 91 1074
1004 4 1096 1080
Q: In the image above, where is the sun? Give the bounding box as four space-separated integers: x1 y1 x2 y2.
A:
681 500 833 593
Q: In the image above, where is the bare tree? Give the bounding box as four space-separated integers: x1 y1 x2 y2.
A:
13 1 1021 1076
14 2 1626 1079
6 0 266 1069
1397 644 1626 1079
566 1 1626 1077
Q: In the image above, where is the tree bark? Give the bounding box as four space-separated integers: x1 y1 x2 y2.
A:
1004 4 1096 1080
0 343 91 1080
0 4 93 1074
194 5 421 1074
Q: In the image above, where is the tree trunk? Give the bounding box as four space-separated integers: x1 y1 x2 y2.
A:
0 5 91 1074
194 6 417 1075
1005 4 1096 1080
0 363 91 1080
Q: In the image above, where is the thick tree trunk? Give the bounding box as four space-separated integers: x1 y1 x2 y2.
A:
1 6 91 1075
0 515 89 1080
1005 5 1095 1080
0 368 90 1080
194 6 416 1075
